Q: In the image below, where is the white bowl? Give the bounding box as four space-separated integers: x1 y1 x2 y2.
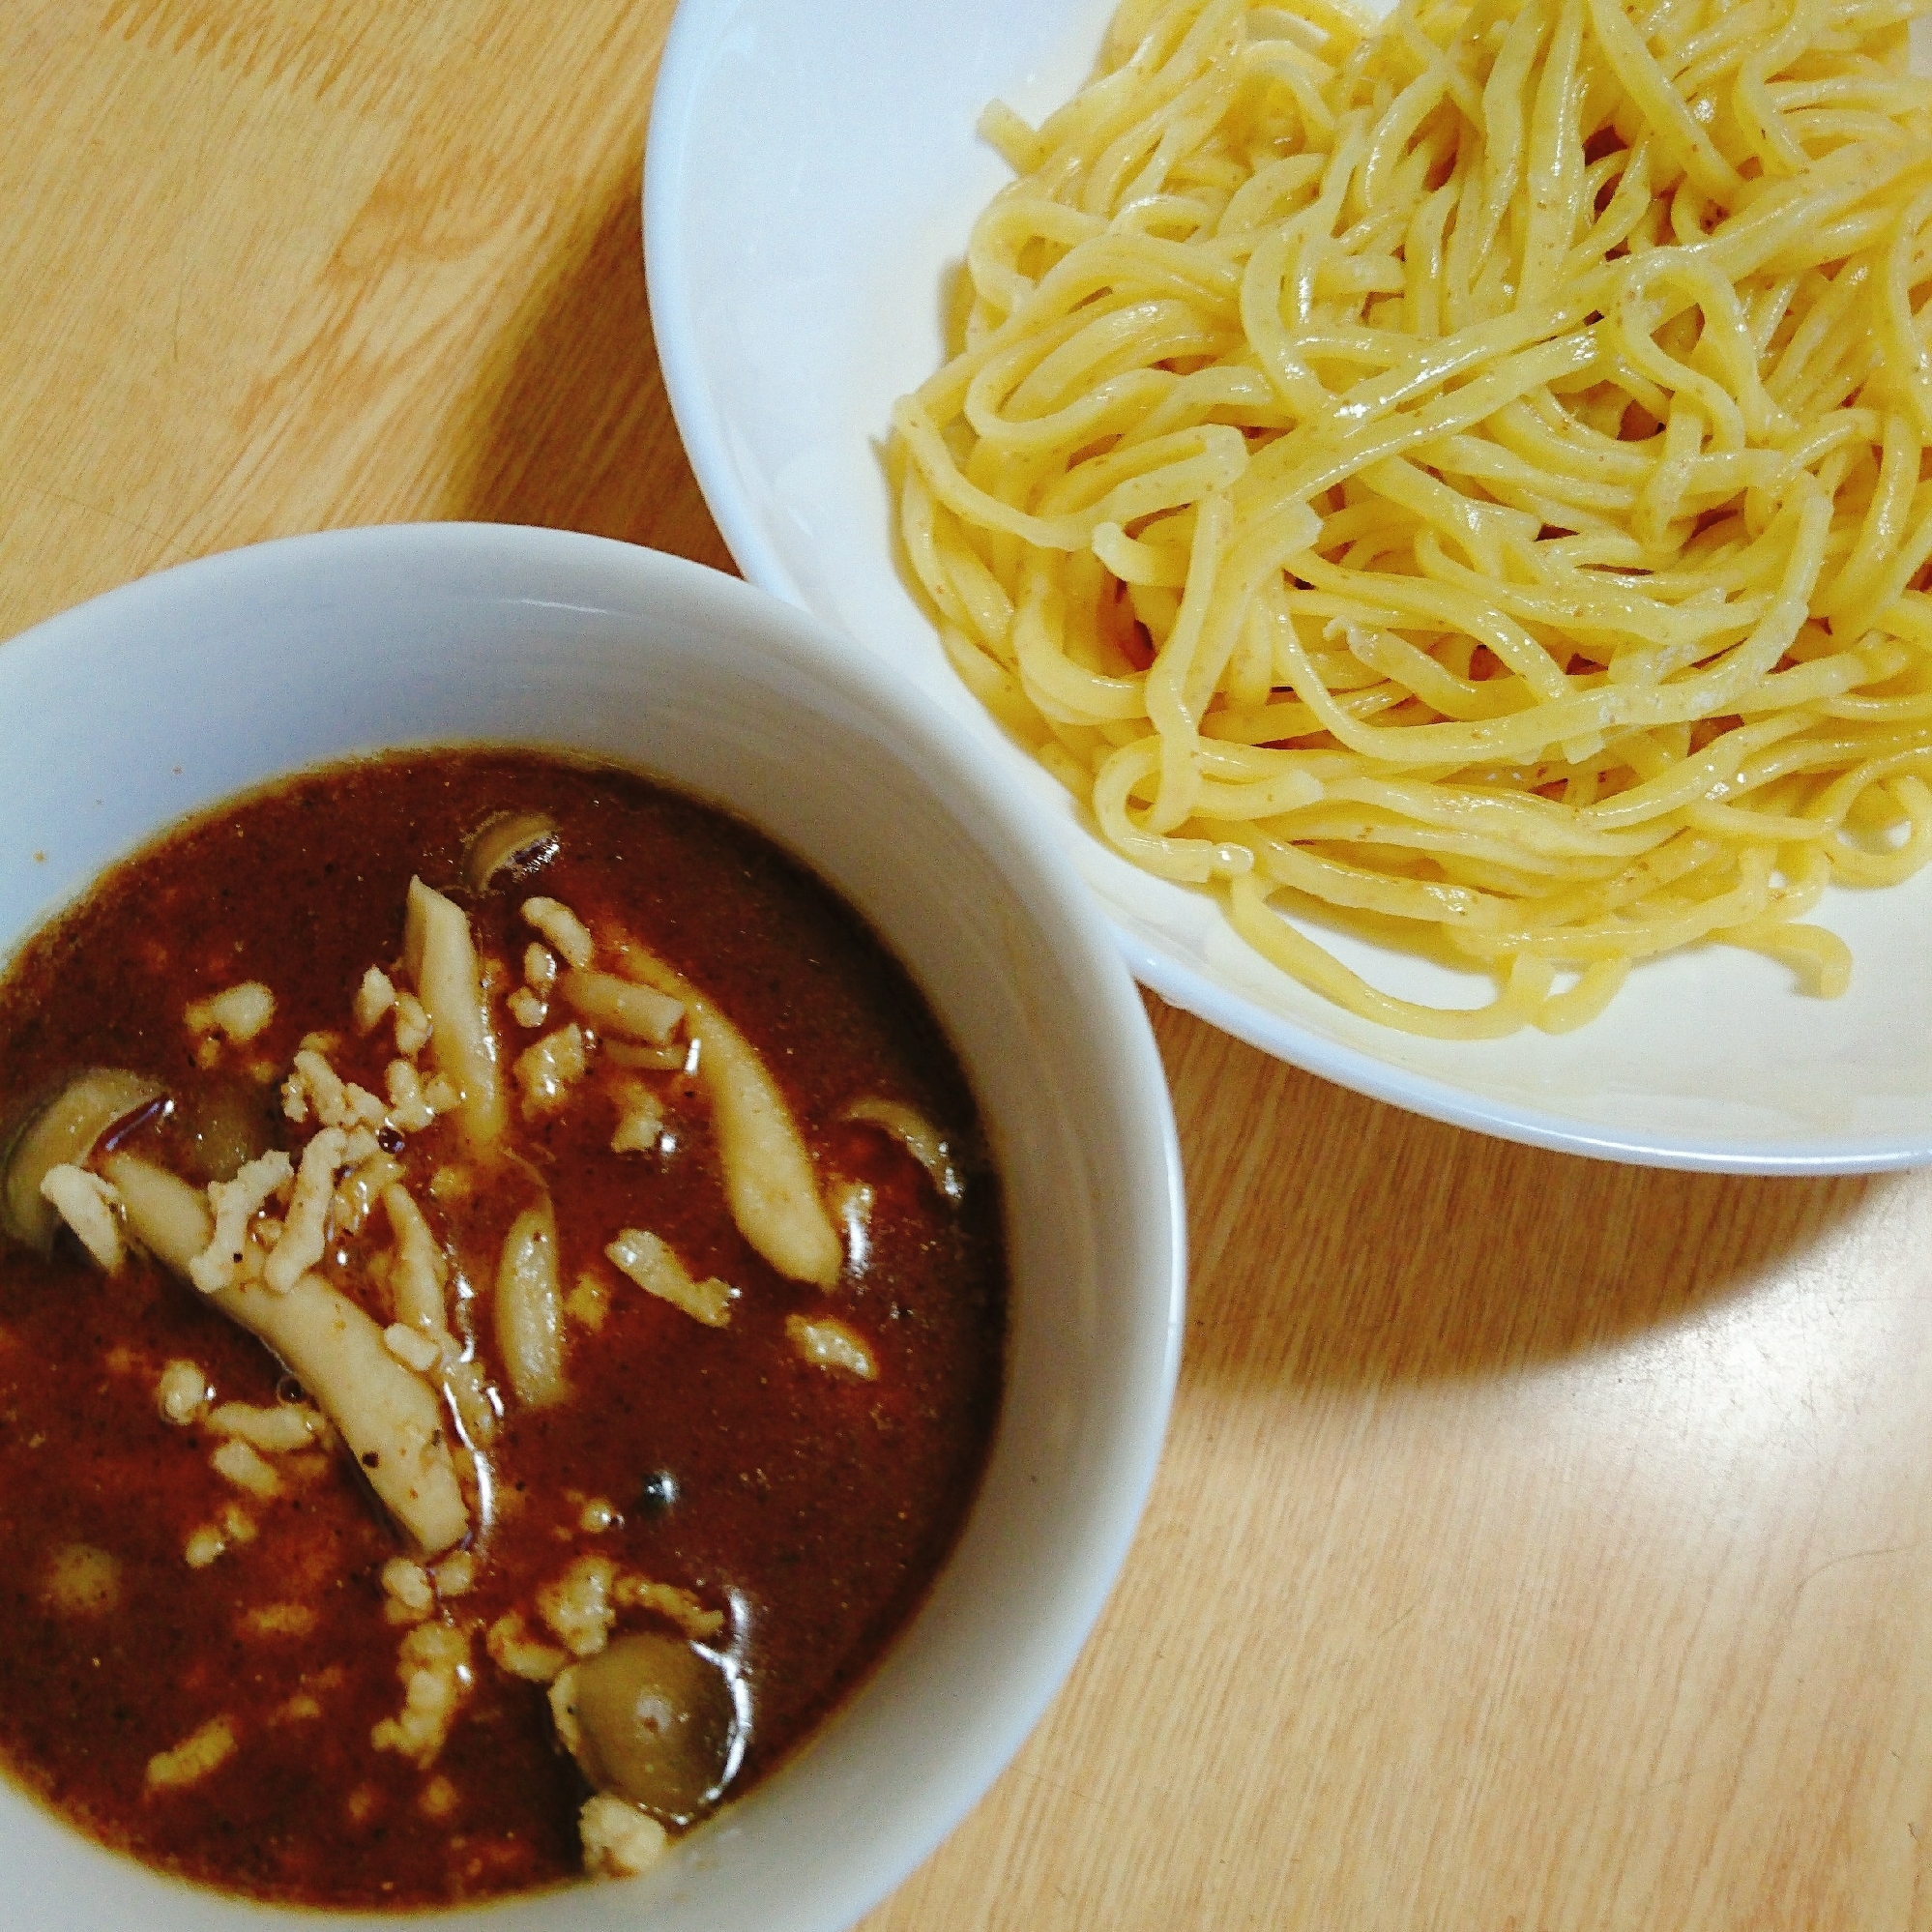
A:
0 524 1186 1931
644 0 1932 1175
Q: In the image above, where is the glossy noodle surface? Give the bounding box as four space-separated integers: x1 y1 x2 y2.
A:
893 0 1932 1039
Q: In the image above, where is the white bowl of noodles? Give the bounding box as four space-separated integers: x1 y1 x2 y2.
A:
645 0 1932 1174
0 524 1185 1931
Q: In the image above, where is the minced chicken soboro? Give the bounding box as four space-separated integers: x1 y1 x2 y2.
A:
0 748 1006 1909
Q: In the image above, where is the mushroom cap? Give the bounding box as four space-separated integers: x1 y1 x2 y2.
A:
550 1631 738 1824
1 1068 163 1255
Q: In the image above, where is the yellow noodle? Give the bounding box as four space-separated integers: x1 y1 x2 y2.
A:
893 0 1932 1036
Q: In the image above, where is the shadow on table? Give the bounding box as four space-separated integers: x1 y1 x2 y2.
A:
445 174 735 571
1152 1000 1889 1389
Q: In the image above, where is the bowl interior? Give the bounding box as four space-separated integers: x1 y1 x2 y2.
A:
0 525 1184 1931
644 0 1932 1174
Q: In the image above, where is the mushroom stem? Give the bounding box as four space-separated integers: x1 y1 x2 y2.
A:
496 1189 567 1408
103 1153 470 1555
402 878 506 1151
613 944 841 1289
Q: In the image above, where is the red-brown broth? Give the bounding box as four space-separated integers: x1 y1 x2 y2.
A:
0 748 1006 1908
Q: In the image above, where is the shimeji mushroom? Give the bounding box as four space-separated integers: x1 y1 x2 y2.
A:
495 1187 567 1408
548 1631 740 1826
609 942 842 1289
402 877 506 1151
92 1143 470 1558
1 1068 162 1255
461 811 560 896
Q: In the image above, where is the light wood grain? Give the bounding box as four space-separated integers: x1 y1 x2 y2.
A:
2 6 1929 1929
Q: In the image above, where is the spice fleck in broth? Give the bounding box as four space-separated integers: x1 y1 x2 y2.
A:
0 748 1006 1908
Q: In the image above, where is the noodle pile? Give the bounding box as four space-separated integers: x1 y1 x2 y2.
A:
891 0 1932 1037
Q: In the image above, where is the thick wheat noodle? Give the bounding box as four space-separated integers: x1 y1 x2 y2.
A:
892 0 1932 1037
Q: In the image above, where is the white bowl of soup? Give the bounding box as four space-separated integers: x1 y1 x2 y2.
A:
0 523 1185 1930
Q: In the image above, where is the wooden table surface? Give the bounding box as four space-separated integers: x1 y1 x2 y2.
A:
4 5 1930 1927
